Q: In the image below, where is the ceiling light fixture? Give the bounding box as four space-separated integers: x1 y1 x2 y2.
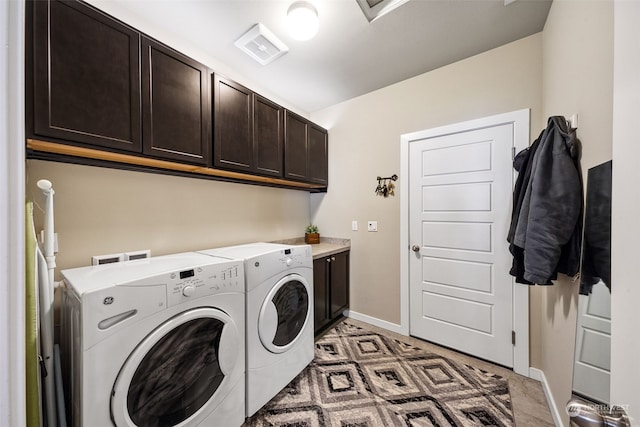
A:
287 1 319 41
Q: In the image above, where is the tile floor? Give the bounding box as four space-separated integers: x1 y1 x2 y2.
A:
334 318 556 427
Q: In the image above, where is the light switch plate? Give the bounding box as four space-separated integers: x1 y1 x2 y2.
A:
352 220 358 231
367 221 378 232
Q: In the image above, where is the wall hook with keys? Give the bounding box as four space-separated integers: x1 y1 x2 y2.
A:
375 174 398 197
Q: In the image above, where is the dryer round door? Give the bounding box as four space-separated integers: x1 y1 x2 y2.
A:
111 307 241 427
258 273 311 354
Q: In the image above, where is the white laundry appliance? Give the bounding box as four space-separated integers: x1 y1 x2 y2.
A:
199 243 314 417
60 252 245 427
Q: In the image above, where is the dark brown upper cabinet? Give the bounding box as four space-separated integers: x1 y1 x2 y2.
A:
30 0 142 152
29 0 210 165
284 111 328 185
213 75 253 173
141 37 210 165
253 95 284 177
213 75 283 177
307 124 329 185
283 112 307 182
27 0 329 191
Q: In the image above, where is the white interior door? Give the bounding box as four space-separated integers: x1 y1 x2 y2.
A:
409 123 515 367
573 282 611 403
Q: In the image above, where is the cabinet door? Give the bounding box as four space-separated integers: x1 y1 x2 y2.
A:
141 37 210 165
307 124 328 185
284 110 328 185
213 75 253 173
284 111 308 181
330 251 350 318
31 0 141 152
254 95 283 177
313 257 330 333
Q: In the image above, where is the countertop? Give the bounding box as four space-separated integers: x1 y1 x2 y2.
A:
271 237 350 260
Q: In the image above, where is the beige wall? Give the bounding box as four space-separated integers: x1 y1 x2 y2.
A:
26 160 310 277
310 34 543 325
540 0 613 423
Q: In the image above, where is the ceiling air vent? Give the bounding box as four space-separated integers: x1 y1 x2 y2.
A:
235 23 289 66
355 0 410 22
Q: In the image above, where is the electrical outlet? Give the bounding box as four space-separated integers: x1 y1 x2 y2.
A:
352 220 358 231
367 221 378 232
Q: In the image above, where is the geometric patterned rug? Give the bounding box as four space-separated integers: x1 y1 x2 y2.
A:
244 321 514 426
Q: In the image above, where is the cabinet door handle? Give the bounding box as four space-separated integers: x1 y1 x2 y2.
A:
331 256 336 261
326 258 331 263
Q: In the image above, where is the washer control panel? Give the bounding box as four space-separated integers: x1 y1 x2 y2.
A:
277 246 312 269
167 261 243 307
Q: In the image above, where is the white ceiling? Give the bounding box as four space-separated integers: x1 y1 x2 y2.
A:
110 0 552 113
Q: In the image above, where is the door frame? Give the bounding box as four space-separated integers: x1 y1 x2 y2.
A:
400 109 530 377
1 0 27 425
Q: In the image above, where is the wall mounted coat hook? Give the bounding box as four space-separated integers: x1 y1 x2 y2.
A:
375 174 398 197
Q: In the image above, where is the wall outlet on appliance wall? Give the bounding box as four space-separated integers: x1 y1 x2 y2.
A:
367 221 378 232
352 220 358 231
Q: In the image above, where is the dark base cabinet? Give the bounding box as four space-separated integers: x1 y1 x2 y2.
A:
314 251 350 335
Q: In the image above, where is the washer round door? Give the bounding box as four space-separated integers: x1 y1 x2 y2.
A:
111 307 241 427
258 273 311 354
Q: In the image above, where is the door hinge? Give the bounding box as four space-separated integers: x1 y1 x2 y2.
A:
512 146 516 159
512 330 516 345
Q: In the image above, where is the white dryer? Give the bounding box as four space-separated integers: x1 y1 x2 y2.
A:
199 243 314 417
60 252 245 427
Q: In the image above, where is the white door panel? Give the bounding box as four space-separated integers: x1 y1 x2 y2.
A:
421 140 492 176
423 222 492 252
422 257 493 293
421 292 493 333
573 282 611 403
422 183 493 212
409 123 514 367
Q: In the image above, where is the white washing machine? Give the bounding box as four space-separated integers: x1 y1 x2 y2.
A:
199 243 314 417
60 252 245 427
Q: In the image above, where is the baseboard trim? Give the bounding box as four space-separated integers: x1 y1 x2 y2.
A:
529 367 565 427
344 310 404 335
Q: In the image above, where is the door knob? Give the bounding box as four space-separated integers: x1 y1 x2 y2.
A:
411 245 420 252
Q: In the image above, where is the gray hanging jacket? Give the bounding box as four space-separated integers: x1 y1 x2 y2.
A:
511 116 583 284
